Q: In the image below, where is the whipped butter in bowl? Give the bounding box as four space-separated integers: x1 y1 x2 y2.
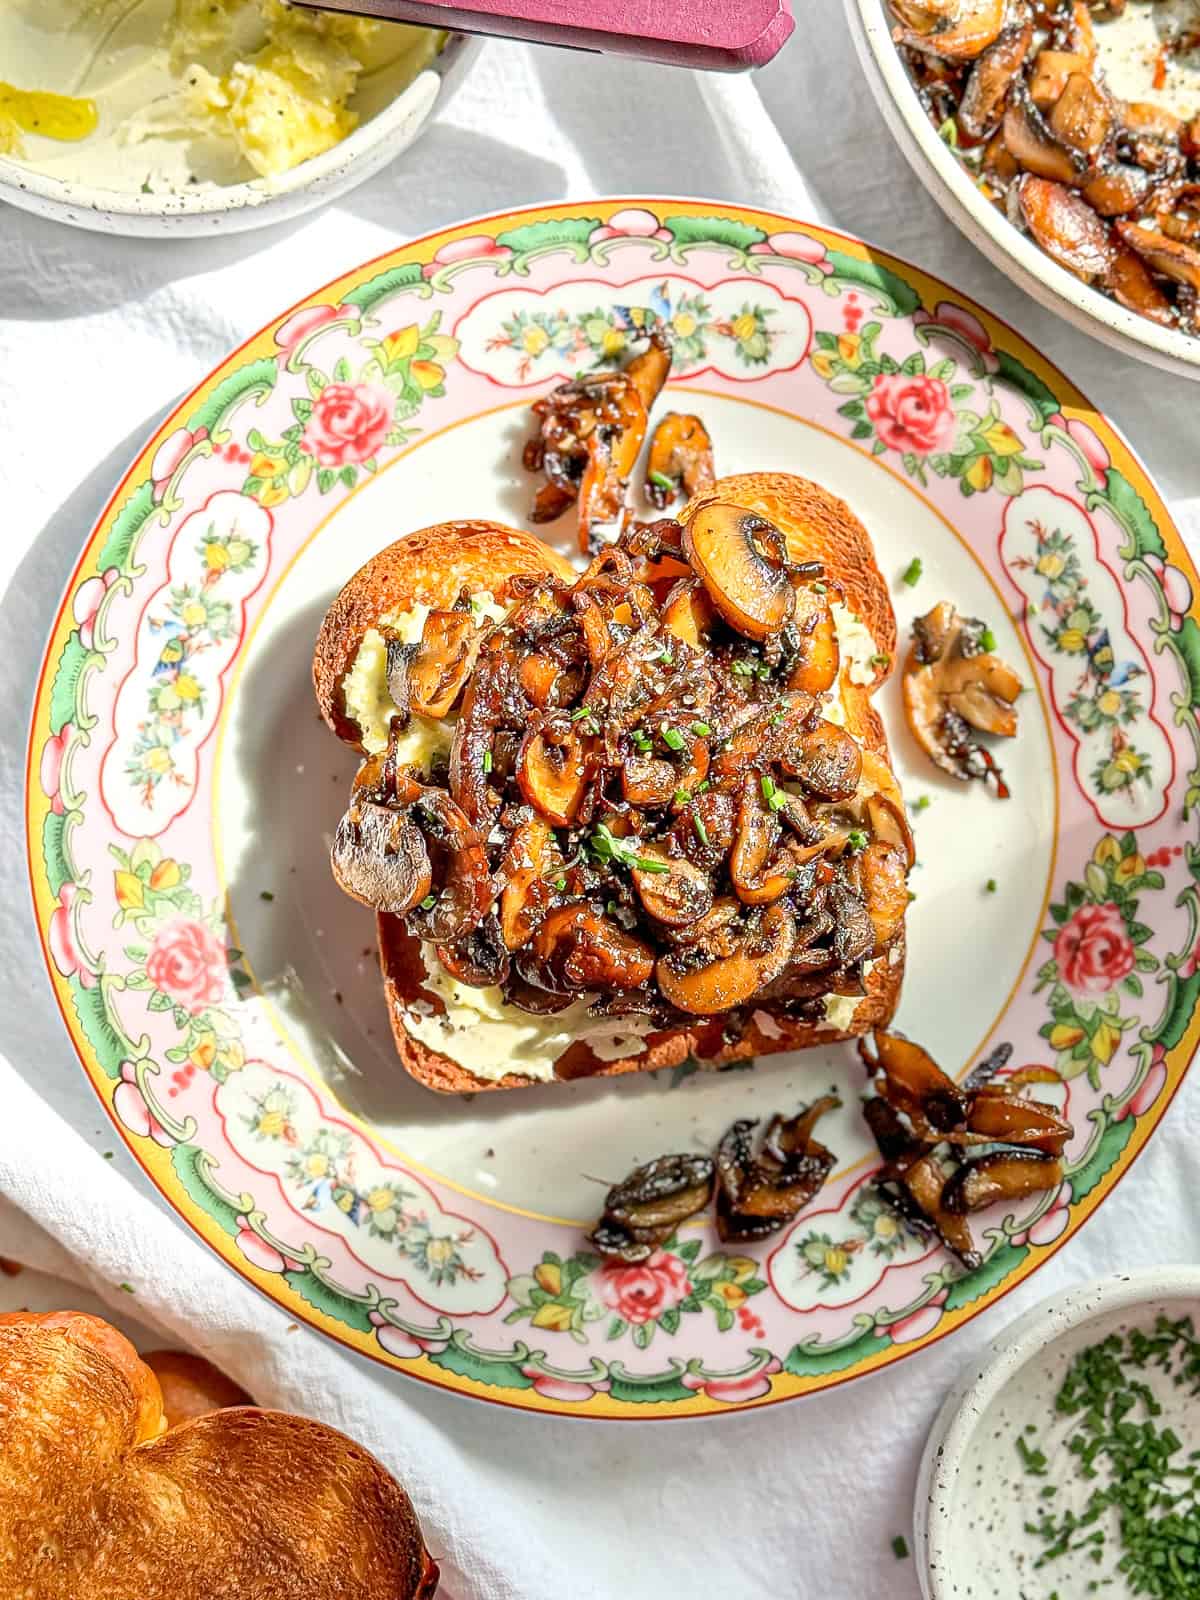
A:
0 0 478 236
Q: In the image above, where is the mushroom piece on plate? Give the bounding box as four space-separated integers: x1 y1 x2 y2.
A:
903 601 1021 794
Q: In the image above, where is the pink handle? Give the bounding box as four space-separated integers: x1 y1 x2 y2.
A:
302 0 795 70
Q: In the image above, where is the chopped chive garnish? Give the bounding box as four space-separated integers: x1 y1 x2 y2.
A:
693 815 710 847
985 878 997 893
1017 1435 1048 1475
554 875 567 890
731 660 755 677
663 725 685 751
846 829 868 852
589 822 668 875
658 645 674 664
695 779 711 794
649 470 675 493
812 581 827 594
760 774 786 812
571 705 594 721
259 890 275 902
912 795 930 813
770 711 787 727
901 558 923 587
756 663 771 680
482 750 493 773
420 893 438 910
980 626 997 653
870 652 891 669
691 720 712 738
673 787 690 806
891 1535 910 1560
631 728 652 752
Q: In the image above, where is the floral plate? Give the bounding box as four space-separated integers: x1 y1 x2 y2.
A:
26 199 1200 1420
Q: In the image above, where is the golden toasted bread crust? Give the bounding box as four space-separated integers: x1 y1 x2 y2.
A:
313 519 576 746
354 473 904 1095
0 1314 436 1598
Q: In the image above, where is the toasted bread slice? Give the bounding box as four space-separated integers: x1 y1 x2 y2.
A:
314 519 575 747
0 1311 438 1598
141 1348 252 1426
329 472 905 1094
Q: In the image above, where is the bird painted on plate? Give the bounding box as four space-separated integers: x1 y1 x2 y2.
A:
614 282 673 333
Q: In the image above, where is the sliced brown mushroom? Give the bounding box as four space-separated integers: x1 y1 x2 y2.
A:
527 903 655 991
623 326 674 413
331 801 431 915
682 502 797 641
892 0 1005 62
962 1086 1072 1155
882 1152 981 1268
903 602 1021 789
1004 83 1087 185
1018 175 1114 283
519 652 567 709
715 1096 840 1243
711 693 815 785
590 1152 716 1264
577 382 648 551
829 880 876 966
941 1149 1063 1214
657 902 796 1015
1115 221 1200 290
405 790 495 944
959 3 1033 139
1047 70 1112 157
1082 163 1155 218
407 609 484 719
517 722 594 827
1029 49 1092 111
646 414 716 509
1105 241 1177 325
660 579 717 649
527 370 650 552
857 838 910 953
436 913 510 989
778 718 863 801
860 1028 967 1138
630 846 714 927
785 584 841 696
861 1029 1074 1269
729 776 795 906
498 816 558 951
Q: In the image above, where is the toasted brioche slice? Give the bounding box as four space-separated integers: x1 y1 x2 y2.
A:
141 1348 252 1426
314 519 575 747
0 1311 438 1598
349 472 904 1094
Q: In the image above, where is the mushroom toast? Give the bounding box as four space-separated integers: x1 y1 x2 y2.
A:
314 473 913 1094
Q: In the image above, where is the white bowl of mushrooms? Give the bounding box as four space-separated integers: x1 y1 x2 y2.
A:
845 0 1200 380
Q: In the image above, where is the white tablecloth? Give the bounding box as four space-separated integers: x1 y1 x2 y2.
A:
1 16 1198 1598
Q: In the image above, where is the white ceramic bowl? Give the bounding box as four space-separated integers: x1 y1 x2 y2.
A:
845 0 1200 382
0 32 479 239
915 1267 1200 1599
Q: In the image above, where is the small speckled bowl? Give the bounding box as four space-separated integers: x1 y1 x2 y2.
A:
916 1268 1200 1600
0 32 479 238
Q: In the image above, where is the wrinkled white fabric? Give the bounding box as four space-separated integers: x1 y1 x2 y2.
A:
1 21 1198 1599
